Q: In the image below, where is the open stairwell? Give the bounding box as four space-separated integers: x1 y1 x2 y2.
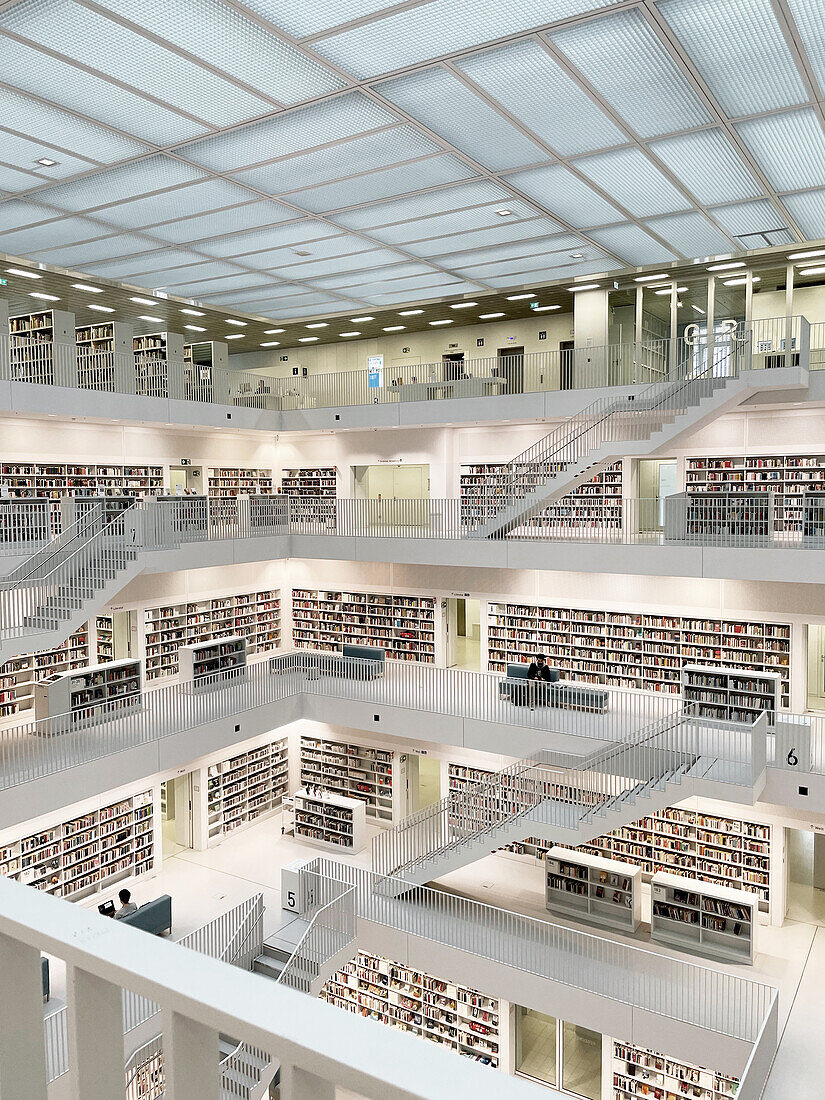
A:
473 340 808 539
371 708 766 885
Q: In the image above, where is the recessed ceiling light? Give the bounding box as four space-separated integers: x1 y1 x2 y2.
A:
87 303 115 313
655 285 687 295
306 322 328 329
139 315 163 323
399 309 424 316
633 273 669 282
567 284 600 292
339 331 361 337
692 305 706 314
532 305 561 312
569 252 584 259
264 329 285 334
185 325 206 332
351 316 374 322
707 261 745 272
6 267 41 279
450 301 478 309
506 292 536 300
292 249 311 257
260 341 280 347
383 325 405 332
790 249 825 261
429 319 453 326
496 209 512 217
723 276 760 286
71 282 102 293
224 333 245 340
35 157 58 167
225 318 247 326
479 312 505 319
798 265 825 276
30 292 59 301
299 336 319 342
180 308 204 316
130 297 157 306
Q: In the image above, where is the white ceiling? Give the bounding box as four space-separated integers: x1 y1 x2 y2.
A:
1 0 824 322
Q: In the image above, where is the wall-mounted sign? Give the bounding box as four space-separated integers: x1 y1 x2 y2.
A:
477 338 484 347
280 355 289 362
402 346 410 353
368 354 384 389
180 458 191 466
538 331 547 340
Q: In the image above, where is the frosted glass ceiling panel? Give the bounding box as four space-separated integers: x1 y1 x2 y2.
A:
658 0 807 115
34 233 173 266
783 190 825 238
155 202 297 245
33 157 206 213
443 235 602 269
313 266 454 290
0 0 272 127
233 127 441 195
0 199 54 232
507 164 623 227
0 86 148 163
0 163 46 192
276 302 364 318
457 39 625 156
710 199 788 236
410 217 569 256
369 201 543 244
199 221 340 259
163 274 276 296
786 0 825 99
313 0 624 79
0 214 118 254
84 247 206 277
0 132 101 181
157 260 250 284
574 148 691 216
276 250 409 279
178 93 397 173
0 34 207 143
366 285 482 304
589 223 677 265
644 211 736 258
483 259 621 288
258 234 378 263
376 68 547 171
455 250 608 279
96 0 344 103
289 157 478 213
91 179 260 230
551 9 712 137
649 131 762 205
239 0 408 38
737 109 825 191
332 180 514 229
299 256 436 283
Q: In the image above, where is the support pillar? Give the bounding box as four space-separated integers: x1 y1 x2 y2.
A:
279 1061 336 1100
0 932 48 1099
66 964 124 1100
164 1009 220 1100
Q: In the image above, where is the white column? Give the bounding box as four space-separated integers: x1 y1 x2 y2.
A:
66 964 124 1100
279 1061 336 1100
164 1009 219 1100
785 262 795 368
0 933 48 1099
0 298 9 381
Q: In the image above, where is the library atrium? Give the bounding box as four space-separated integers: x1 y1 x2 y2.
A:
4 0 825 1097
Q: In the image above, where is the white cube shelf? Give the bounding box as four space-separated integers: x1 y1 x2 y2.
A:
291 788 366 854
545 846 641 933
34 657 142 726
179 635 247 692
650 871 757 964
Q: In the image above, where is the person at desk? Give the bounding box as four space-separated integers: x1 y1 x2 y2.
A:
113 888 138 920
526 653 553 709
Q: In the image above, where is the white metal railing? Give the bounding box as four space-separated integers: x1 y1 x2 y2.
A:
277 872 357 993
124 1033 163 1100
0 499 51 554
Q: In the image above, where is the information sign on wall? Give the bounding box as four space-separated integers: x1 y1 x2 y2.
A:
368 354 384 389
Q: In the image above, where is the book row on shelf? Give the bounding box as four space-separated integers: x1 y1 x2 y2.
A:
207 737 288 841
300 734 394 822
320 950 501 1068
280 467 338 498
612 1040 738 1100
0 625 90 717
292 588 436 663
289 788 367 851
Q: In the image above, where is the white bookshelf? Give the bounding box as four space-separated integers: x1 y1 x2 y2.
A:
650 871 757 964
9 308 75 385
612 1039 739 1100
545 846 641 932
300 734 394 823
143 589 280 681
486 600 791 705
133 331 184 398
681 664 780 724
179 635 247 692
292 588 435 663
34 657 141 724
95 614 114 663
206 467 273 497
0 789 154 901
75 321 132 391
281 466 338 497
0 625 91 718
666 490 774 545
207 737 288 842
291 788 367 853
320 950 501 1068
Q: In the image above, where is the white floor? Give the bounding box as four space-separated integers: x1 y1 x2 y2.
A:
79 808 825 1099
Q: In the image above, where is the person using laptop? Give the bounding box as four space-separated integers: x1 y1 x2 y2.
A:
113 888 138 920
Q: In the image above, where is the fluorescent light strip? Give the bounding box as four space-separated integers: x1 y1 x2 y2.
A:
224 333 244 340
633 273 669 283
790 249 825 261
722 276 760 286
339 331 361 337
30 292 59 301
185 325 206 332
655 286 687 295
87 303 115 313
180 308 204 316
567 284 599 292
692 305 705 314
450 301 478 309
139 315 163 322
798 265 825 276
399 310 424 316
130 297 157 306
479 312 504 319
71 282 102 293
506 292 536 300
707 261 745 272
531 305 561 312
429 319 453 326
225 318 247 326
306 323 328 329
299 336 319 342
265 329 285 334
260 341 280 346
350 316 374 322
6 267 41 279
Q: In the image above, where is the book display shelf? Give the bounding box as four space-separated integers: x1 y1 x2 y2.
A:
505 806 773 916
133 332 184 398
206 467 274 496
650 871 757 964
681 665 779 724
666 490 774 545
460 461 622 534
207 737 288 841
487 600 791 704
34 657 141 725
612 1040 739 1100
291 788 367 853
0 625 90 718
686 452 825 533
0 462 164 504
545 846 642 932
95 614 114 663
292 588 436 662
9 309 74 384
0 789 154 901
321 950 501 1068
179 636 247 692
281 466 337 525
143 589 280 681
75 321 132 391
300 734 393 822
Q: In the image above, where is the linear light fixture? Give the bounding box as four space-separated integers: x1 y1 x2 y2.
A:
130 297 157 306
264 328 285 334
71 282 102 293
350 316 374 322
723 276 760 286
798 265 825 276
35 157 58 166
306 322 328 329
531 305 561 312
298 336 319 342
225 318 247 326
479 312 504 319
180 308 205 316
788 249 825 260
399 309 424 316
506 292 536 300
633 273 669 282
87 303 115 312
656 285 687 295
707 261 745 271
139 315 163 322
7 267 41 279
30 292 59 300
567 284 600 292
383 326 405 332
185 325 206 332
260 341 280 346
450 301 478 309
496 209 512 216
339 331 361 337
429 319 453 326
692 305 705 314
224 333 244 340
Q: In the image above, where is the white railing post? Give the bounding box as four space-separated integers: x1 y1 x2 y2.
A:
163 1008 220 1100
0 932 47 1098
66 964 125 1100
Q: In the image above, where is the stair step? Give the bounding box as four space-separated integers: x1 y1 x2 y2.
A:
253 954 287 980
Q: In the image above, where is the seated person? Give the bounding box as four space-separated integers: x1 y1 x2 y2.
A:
527 654 554 682
113 888 138 920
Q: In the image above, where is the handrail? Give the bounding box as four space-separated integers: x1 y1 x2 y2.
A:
124 1033 163 1100
1 503 106 586
276 873 357 993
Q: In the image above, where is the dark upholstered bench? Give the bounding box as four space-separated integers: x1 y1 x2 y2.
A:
499 663 609 713
119 894 172 935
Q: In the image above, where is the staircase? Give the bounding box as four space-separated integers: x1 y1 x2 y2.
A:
473 338 804 538
372 708 764 885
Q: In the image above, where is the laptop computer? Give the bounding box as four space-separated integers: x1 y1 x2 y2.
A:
98 901 115 917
